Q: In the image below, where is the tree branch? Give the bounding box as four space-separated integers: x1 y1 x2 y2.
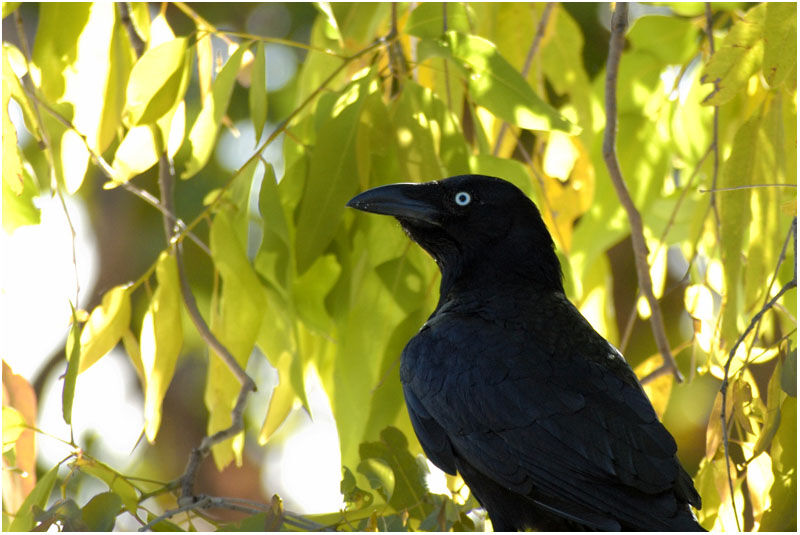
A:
492 2 555 156
154 150 256 504
602 3 683 382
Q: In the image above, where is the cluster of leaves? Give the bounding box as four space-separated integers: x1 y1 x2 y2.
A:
2 2 796 532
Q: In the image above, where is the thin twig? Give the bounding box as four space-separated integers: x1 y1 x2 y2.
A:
602 3 683 382
700 184 796 192
719 217 797 532
492 2 555 156
118 2 146 57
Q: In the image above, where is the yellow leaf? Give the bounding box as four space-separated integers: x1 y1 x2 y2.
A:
634 354 674 418
140 252 183 442
684 284 714 321
258 351 296 444
78 285 131 373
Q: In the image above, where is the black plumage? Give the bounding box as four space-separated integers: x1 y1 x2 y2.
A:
346 175 703 531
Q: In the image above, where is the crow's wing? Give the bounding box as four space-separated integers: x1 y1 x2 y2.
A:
401 313 699 530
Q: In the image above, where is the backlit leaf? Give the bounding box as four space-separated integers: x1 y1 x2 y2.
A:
125 37 190 125
73 457 139 514
763 3 797 88
78 285 131 373
294 77 369 274
443 31 579 134
701 4 766 106
62 305 81 425
140 252 183 442
207 209 266 468
179 42 247 179
249 41 267 141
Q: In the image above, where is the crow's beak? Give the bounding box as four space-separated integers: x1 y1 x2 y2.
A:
346 183 441 225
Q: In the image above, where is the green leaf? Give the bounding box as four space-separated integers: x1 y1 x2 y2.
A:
249 41 267 141
81 492 122 531
178 42 247 179
781 348 796 397
2 3 20 18
207 209 266 468
406 3 470 38
62 305 81 425
540 6 593 135
125 37 190 125
292 254 341 333
33 3 132 154
140 251 183 442
255 163 291 290
753 356 786 457
329 2 391 49
701 3 766 106
443 31 579 134
469 154 533 197
628 15 699 65
8 463 59 531
73 457 139 515
760 396 797 530
763 2 797 88
1 152 39 233
294 77 369 274
358 427 431 520
78 285 131 373
2 406 26 452
719 113 759 348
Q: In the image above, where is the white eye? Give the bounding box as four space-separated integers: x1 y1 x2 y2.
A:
454 191 471 206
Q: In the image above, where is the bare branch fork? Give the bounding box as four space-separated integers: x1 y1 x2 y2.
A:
719 216 797 531
602 3 683 382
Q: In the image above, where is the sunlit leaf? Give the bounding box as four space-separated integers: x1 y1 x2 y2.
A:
753 357 786 458
62 305 81 425
628 15 699 65
2 406 26 452
358 427 431 519
759 396 797 531
125 37 190 125
443 31 579 134
718 113 759 348
249 41 267 141
406 3 470 38
258 351 296 444
1 361 37 512
178 42 247 179
73 457 139 514
207 209 266 468
701 3 766 106
294 76 370 274
763 3 797 88
32 3 131 156
140 252 183 442
78 285 131 373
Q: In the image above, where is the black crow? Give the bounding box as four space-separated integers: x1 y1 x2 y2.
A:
346 175 703 531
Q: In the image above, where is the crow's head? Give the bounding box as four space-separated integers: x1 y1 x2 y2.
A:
347 174 563 293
